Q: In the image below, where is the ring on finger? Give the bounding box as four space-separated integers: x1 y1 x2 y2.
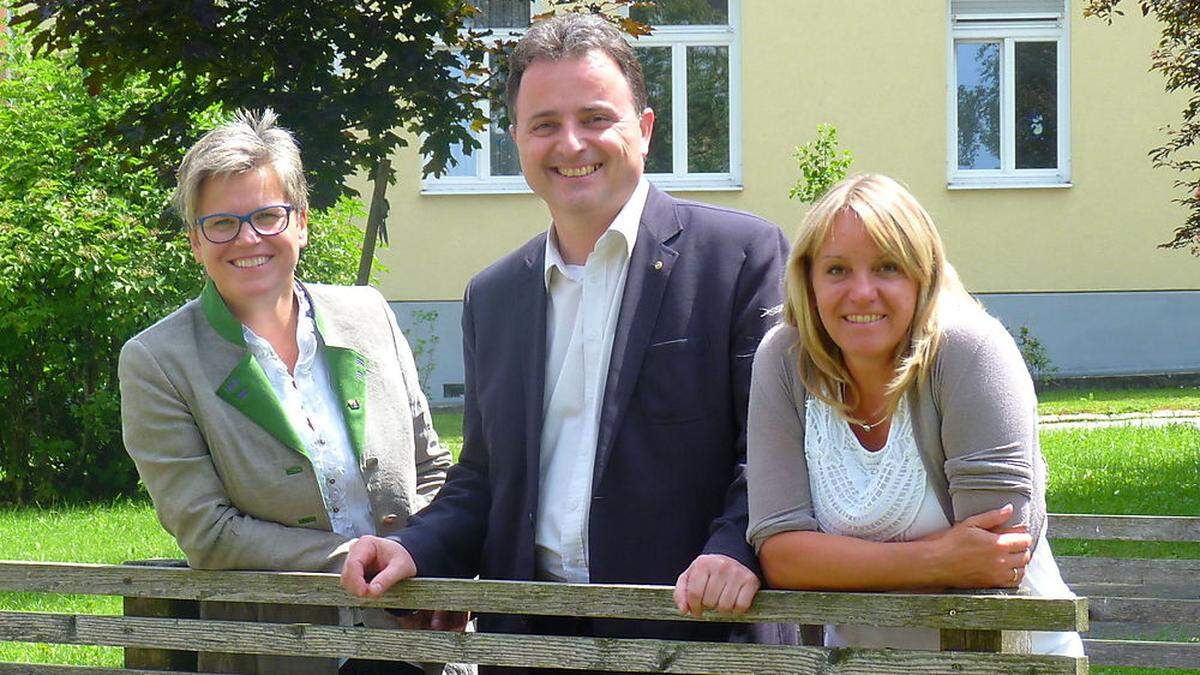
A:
1011 567 1020 583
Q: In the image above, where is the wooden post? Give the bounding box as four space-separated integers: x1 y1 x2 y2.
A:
940 628 1031 653
122 560 198 671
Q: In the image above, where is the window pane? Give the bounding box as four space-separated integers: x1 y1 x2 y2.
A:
687 45 729 173
632 0 728 25
444 140 477 177
487 63 522 176
445 58 478 177
638 46 673 174
1015 41 1058 169
471 0 530 28
489 124 520 176
956 41 1001 170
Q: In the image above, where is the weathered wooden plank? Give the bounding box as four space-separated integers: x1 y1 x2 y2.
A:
0 664 221 675
0 612 1087 674
121 596 197 671
1083 620 1200 641
1067 582 1200 601
1057 556 1200 588
1083 638 1200 669
1048 513 1200 542
0 561 1087 632
1086 596 1200 624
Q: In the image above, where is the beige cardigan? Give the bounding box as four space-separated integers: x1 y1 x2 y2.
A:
747 303 1048 553
119 281 451 673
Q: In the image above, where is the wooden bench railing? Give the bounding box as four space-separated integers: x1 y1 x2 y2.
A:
1048 513 1200 670
0 559 1089 674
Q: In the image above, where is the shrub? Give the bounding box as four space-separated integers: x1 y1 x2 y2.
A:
1011 324 1059 387
789 123 854 203
0 38 364 504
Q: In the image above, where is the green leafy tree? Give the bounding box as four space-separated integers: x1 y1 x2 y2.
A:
0 37 364 504
10 0 492 284
1085 0 1200 254
11 0 654 283
789 124 854 203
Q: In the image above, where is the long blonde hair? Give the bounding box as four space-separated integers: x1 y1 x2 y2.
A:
784 174 972 423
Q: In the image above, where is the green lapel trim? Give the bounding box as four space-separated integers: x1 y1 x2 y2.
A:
217 352 308 457
322 346 369 461
306 284 370 462
200 279 246 346
204 280 304 457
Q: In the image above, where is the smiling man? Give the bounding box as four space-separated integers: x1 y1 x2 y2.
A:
342 13 794 670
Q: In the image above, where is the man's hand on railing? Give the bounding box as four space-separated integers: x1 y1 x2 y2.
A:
672 553 761 618
340 535 417 597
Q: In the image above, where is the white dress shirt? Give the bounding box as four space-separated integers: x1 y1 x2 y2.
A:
535 179 650 583
242 286 375 540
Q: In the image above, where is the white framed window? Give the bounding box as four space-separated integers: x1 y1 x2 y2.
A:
423 0 741 194
947 0 1070 189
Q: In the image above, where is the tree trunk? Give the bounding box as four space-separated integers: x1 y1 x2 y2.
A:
355 156 393 286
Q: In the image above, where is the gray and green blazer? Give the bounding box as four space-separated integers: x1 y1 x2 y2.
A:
119 280 451 573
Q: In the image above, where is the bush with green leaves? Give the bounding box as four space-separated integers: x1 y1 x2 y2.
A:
1010 324 1059 387
0 38 365 504
789 123 855 204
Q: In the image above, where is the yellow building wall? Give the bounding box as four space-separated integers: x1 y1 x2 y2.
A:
362 0 1198 301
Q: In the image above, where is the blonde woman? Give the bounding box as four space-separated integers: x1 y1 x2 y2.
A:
746 174 1082 654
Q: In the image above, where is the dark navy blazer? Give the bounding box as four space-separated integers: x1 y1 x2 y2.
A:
399 185 790 649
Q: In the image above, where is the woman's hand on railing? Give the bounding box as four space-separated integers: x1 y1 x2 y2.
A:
921 504 1033 589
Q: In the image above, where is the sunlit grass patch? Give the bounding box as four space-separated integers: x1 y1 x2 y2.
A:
1039 386 1200 416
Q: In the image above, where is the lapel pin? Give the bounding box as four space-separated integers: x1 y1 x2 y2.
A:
347 399 361 410
653 260 664 270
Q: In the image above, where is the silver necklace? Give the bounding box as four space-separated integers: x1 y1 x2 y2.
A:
854 411 889 432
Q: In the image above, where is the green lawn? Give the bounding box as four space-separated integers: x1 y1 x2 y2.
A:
1043 424 1200 560
1038 386 1200 416
0 500 181 667
432 410 464 461
2 413 1197 670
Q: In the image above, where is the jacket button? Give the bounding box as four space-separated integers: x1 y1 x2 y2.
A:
381 514 399 525
364 457 379 470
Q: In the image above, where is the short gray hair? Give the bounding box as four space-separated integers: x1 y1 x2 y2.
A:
173 109 309 227
505 12 648 121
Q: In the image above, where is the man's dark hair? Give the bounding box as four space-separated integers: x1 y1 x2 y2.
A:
505 12 648 122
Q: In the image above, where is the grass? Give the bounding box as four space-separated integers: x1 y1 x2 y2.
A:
1042 424 1200 559
2 411 1197 670
432 410 464 461
1038 386 1200 416
0 499 182 667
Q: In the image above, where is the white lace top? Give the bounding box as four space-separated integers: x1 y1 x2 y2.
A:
804 394 933 542
804 395 1083 656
